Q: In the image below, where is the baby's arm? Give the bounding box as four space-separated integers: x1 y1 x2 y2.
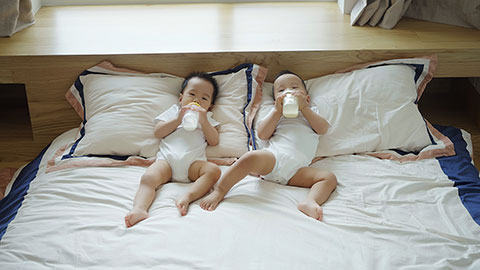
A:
195 107 219 146
200 118 219 146
301 106 329 135
154 106 191 138
257 108 282 140
153 117 181 138
293 91 329 135
257 94 285 140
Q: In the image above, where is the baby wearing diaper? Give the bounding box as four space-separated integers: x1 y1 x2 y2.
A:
200 70 337 221
125 72 221 227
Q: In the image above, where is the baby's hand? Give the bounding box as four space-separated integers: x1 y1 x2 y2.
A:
181 104 208 125
177 105 190 122
274 93 286 114
191 105 209 125
293 91 310 110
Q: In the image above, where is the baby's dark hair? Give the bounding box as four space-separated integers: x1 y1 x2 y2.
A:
272 70 307 96
181 72 219 104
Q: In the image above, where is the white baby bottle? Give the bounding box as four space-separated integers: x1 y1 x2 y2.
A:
283 90 299 118
182 102 200 131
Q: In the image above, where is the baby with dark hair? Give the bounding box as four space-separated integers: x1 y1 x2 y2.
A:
201 70 337 221
125 72 221 227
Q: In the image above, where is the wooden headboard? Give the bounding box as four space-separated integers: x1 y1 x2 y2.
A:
1 3 480 166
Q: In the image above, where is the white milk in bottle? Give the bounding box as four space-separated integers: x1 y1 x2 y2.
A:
283 91 298 118
182 102 200 131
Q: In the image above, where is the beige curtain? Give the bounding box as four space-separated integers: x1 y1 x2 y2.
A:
0 0 35 37
348 0 480 30
404 0 480 30
350 0 412 29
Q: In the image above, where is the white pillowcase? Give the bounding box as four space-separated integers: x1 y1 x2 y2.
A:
309 64 431 156
254 56 438 158
207 64 266 158
64 61 267 160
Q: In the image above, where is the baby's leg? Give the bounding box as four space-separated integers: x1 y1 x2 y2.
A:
175 161 221 216
287 167 337 221
200 150 275 211
125 160 172 227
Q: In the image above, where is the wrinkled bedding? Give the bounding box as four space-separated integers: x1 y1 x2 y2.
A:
0 127 479 269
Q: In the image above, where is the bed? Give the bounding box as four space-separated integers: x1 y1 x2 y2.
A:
1 125 479 269
1 3 480 269
1 54 480 269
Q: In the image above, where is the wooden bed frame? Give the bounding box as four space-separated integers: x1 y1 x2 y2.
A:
1 3 480 168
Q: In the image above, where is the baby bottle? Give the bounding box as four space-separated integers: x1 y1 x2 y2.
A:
283 90 299 118
182 102 200 131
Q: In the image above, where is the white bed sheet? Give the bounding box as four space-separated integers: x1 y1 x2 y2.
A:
0 129 479 269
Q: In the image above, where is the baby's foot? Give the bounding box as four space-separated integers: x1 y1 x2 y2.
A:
298 201 323 221
124 208 149 228
176 196 193 216
200 190 224 211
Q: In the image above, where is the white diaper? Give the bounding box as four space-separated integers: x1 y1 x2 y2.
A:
156 151 205 183
262 148 309 185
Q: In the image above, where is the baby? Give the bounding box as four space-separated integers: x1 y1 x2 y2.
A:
125 72 221 227
200 70 337 221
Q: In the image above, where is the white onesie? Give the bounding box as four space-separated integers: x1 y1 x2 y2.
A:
155 104 219 182
261 106 325 185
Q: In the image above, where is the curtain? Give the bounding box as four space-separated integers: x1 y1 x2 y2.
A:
343 0 480 30
0 0 35 37
404 0 480 30
349 0 412 29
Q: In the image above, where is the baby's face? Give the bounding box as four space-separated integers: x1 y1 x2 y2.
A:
273 73 307 99
179 77 215 110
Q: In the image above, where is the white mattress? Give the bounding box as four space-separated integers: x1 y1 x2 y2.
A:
0 128 479 269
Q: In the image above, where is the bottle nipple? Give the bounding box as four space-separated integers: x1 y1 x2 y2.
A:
188 101 200 107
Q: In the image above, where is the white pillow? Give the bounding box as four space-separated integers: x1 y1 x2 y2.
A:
309 64 431 156
207 64 267 158
64 61 267 160
254 56 450 159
